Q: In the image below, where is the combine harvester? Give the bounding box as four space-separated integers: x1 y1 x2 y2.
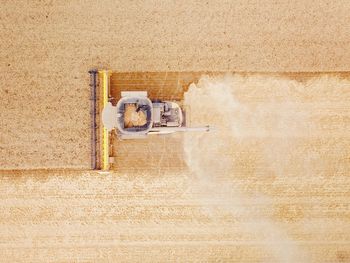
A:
89 69 210 170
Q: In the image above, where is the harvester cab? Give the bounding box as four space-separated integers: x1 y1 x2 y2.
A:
102 91 210 139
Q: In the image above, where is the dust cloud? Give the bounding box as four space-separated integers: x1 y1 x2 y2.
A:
183 74 314 262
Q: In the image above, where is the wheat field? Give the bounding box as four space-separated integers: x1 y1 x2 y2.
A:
1 1 350 262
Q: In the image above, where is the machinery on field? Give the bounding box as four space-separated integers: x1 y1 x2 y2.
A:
102 91 210 139
89 69 210 170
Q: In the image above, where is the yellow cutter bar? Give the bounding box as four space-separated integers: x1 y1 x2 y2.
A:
99 70 111 170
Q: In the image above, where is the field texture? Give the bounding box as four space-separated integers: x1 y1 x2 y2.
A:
1 1 350 262
1 1 350 169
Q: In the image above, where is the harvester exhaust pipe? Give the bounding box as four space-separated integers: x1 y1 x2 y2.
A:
150 125 211 134
170 125 211 132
